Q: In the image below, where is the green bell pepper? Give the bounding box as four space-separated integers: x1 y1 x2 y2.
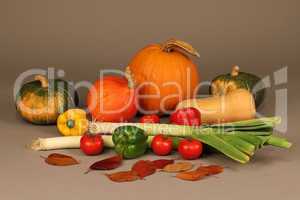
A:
112 126 148 159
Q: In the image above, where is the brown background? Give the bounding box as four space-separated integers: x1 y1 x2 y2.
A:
0 1 299 200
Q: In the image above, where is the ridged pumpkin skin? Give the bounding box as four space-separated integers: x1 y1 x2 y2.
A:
128 41 200 114
15 76 79 124
86 76 137 122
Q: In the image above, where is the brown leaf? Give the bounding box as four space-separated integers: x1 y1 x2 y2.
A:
106 171 139 183
197 165 224 175
85 155 123 174
152 159 174 169
176 170 208 181
131 160 156 178
176 164 224 181
43 153 79 166
162 162 193 173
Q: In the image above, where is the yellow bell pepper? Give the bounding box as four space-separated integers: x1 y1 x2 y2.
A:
57 109 89 136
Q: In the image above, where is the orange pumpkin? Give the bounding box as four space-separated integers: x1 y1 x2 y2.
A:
128 39 200 114
86 75 137 122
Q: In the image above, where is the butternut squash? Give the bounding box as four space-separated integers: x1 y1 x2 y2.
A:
176 89 256 124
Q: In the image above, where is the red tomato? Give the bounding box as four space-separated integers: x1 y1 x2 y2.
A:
80 134 104 155
170 107 201 126
151 134 173 156
178 139 203 160
139 114 160 123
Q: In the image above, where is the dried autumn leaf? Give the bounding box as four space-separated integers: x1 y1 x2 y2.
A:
176 169 209 181
85 155 123 174
162 162 193 173
152 159 174 169
131 160 156 178
106 171 139 183
176 164 224 181
43 153 79 166
197 165 224 175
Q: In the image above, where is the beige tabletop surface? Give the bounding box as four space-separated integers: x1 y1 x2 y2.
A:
0 1 299 199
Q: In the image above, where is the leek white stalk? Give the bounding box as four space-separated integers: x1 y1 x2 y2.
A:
30 136 155 151
31 135 114 151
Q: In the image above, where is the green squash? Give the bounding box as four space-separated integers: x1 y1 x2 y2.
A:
15 75 79 124
210 65 265 108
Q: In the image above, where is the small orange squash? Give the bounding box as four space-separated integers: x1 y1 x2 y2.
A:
86 74 137 122
128 38 200 114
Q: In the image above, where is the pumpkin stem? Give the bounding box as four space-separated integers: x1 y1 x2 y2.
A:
231 65 240 77
161 38 200 58
34 75 49 88
125 66 136 89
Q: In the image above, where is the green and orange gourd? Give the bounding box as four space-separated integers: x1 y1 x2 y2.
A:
15 75 78 124
210 65 265 108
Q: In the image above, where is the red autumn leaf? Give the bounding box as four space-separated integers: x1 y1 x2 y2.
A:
85 154 123 174
152 159 174 169
43 153 79 166
131 160 156 178
106 171 139 183
176 169 209 181
176 164 224 181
